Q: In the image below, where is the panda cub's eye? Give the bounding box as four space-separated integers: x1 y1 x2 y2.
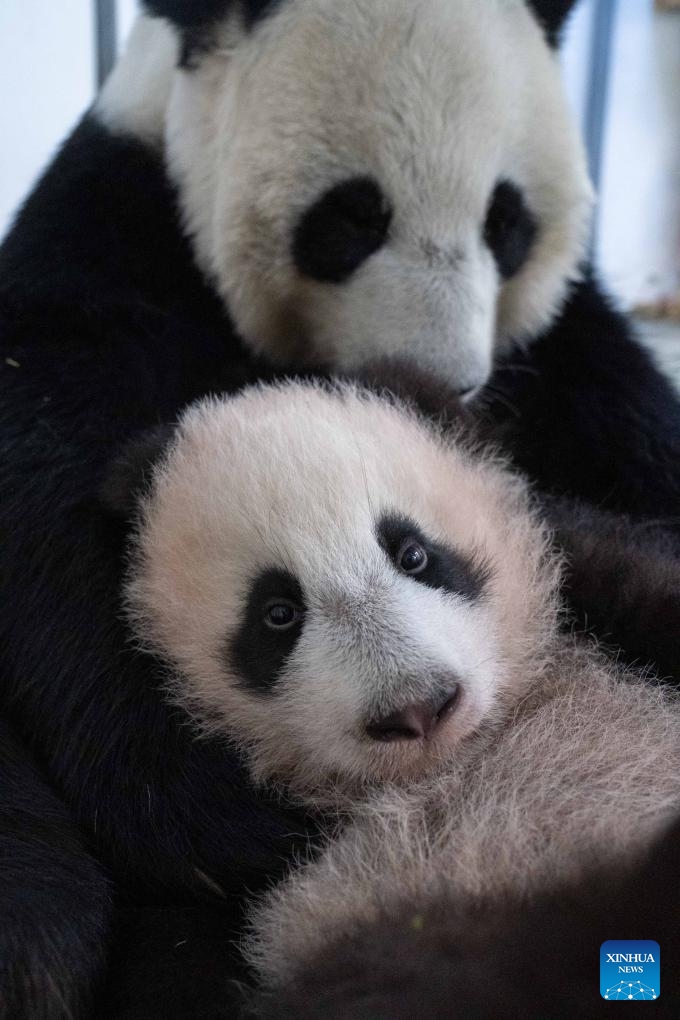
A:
263 600 302 631
397 540 429 576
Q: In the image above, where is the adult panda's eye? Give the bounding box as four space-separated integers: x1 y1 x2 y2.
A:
483 180 538 280
263 600 302 631
292 176 392 284
397 540 429 576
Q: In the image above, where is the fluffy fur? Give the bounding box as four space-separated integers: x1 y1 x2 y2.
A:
0 720 110 1019
122 381 559 802
155 0 592 385
246 650 680 988
249 817 680 1018
2 0 680 1012
114 381 680 1002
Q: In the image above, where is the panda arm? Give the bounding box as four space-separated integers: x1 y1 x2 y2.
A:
484 274 680 522
0 718 111 1019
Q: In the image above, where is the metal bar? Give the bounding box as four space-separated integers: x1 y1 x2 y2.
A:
95 0 118 88
584 0 619 247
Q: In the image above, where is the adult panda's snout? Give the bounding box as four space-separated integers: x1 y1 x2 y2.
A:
365 682 461 744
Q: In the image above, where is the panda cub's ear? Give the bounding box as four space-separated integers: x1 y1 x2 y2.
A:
526 0 579 47
100 425 175 521
143 0 278 31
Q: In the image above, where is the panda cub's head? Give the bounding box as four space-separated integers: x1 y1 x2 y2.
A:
111 381 559 803
102 0 591 394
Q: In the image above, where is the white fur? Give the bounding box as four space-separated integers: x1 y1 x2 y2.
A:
126 381 559 802
164 0 592 385
123 379 680 990
95 14 178 145
246 653 680 986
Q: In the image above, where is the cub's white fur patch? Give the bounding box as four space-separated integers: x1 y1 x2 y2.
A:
126 381 559 802
164 0 592 384
246 654 680 986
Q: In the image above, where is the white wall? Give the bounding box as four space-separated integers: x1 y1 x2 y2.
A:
0 1 95 240
598 0 680 305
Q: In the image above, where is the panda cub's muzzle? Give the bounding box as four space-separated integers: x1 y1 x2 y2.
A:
366 681 461 744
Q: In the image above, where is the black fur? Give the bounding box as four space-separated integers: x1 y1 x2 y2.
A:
4 95 680 1016
482 272 680 524
0 719 110 1019
526 0 579 46
484 181 538 281
228 568 306 695
100 425 176 520
377 513 490 601
144 1 279 31
144 1 283 66
545 497 680 682
249 817 680 1018
292 178 393 285
0 114 318 1009
99 903 251 1019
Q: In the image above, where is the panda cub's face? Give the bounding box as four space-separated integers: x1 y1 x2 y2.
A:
159 0 591 393
125 383 558 801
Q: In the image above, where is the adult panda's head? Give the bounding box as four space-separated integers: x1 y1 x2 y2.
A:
106 380 560 804
100 0 592 395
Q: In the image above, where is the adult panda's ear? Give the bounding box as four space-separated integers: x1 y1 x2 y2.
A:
526 0 579 47
143 1 228 29
100 425 175 521
143 1 278 31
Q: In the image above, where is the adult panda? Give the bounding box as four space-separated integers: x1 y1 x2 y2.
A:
1 0 679 1015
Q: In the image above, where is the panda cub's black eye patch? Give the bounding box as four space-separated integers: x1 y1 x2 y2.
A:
292 177 392 284
377 513 490 601
483 180 538 280
228 568 305 695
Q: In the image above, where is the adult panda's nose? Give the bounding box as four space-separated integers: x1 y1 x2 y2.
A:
365 686 460 743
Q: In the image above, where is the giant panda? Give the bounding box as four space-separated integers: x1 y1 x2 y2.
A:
104 378 680 1011
2 0 680 1015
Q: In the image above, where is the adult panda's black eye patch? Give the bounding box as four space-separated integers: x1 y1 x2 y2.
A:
483 180 538 280
228 568 305 695
377 513 490 601
292 177 392 284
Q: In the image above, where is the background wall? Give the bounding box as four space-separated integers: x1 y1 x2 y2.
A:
0 0 678 315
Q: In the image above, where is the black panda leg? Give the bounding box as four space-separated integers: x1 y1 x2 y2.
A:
484 274 680 524
543 497 680 683
0 718 111 1019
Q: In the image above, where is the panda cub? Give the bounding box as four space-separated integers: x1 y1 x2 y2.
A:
112 380 680 985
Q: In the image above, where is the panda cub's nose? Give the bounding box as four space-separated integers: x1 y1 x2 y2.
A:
366 687 460 743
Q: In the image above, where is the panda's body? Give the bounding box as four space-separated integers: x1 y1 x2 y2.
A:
113 380 680 1001
250 819 680 1019
2 0 680 1014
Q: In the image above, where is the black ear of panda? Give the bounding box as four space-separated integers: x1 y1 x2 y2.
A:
143 0 280 31
100 426 175 521
526 0 579 47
